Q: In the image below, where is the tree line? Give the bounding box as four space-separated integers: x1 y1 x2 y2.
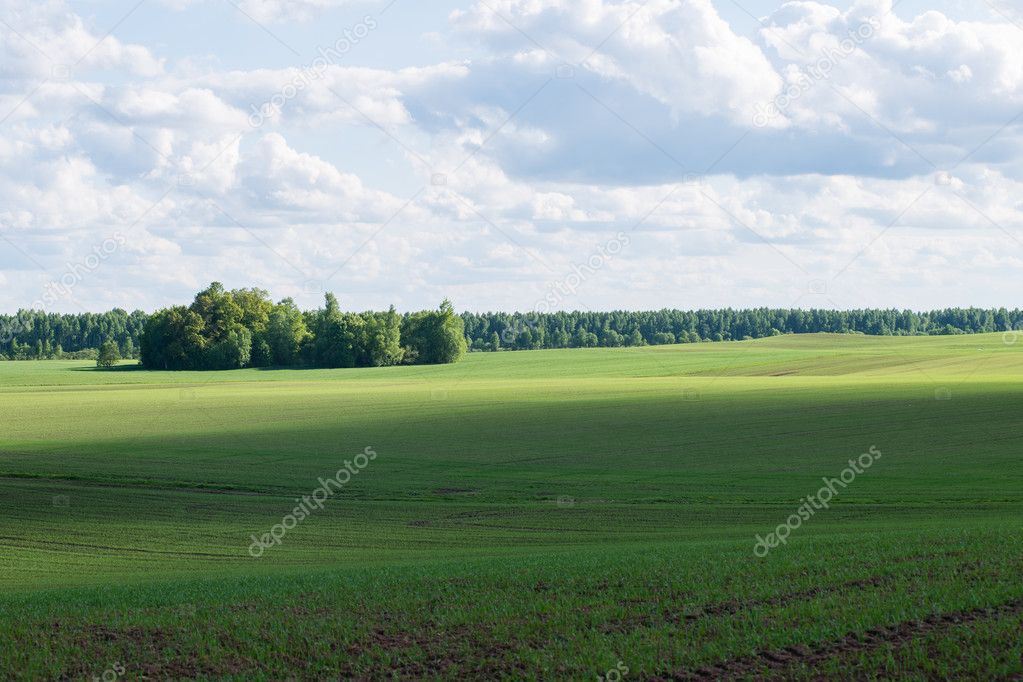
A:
3 303 1023 362
461 308 1023 350
0 308 146 361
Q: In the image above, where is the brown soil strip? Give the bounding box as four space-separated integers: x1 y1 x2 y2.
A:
665 597 1023 681
339 622 521 679
674 576 890 621
600 575 891 634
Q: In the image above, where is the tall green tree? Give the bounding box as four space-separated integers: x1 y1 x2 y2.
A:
359 307 404 367
401 300 467 365
140 306 205 370
97 339 121 368
190 282 242 343
231 288 273 336
205 326 252 370
265 298 310 367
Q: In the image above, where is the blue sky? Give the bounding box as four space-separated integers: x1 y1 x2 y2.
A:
2 0 1022 315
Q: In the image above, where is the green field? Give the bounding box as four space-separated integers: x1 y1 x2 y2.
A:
2 333 1022 680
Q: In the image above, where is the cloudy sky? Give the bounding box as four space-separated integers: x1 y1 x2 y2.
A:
1 0 1022 315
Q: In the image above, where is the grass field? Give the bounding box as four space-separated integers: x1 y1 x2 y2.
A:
1 333 1022 680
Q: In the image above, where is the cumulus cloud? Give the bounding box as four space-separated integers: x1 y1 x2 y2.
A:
452 0 783 125
757 0 1023 134
0 0 163 79
238 133 404 222
193 63 467 130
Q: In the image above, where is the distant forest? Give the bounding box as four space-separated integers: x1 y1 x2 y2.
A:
462 308 1023 351
2 304 1022 362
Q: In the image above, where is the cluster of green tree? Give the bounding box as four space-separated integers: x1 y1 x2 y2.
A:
138 283 466 370
461 308 1023 350
0 309 145 361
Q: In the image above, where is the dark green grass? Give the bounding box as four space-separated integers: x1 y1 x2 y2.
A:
1 334 1022 679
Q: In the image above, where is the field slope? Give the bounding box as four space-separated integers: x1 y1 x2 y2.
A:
1 333 1022 680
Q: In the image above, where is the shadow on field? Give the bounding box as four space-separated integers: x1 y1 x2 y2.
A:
71 363 146 373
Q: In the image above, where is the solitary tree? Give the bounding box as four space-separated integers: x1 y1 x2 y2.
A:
97 339 121 369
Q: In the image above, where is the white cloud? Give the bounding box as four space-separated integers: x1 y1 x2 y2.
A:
238 132 403 222
757 0 1023 134
453 0 783 126
405 0 1023 184
0 0 163 79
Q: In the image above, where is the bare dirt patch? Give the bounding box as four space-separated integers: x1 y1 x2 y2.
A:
53 621 249 680
665 597 1023 680
341 621 521 679
600 575 892 634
